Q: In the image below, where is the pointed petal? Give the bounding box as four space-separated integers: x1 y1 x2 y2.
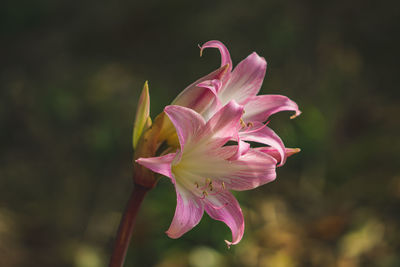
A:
133 81 151 149
204 190 244 247
182 147 277 191
196 79 223 117
200 40 233 73
172 65 229 114
203 101 243 148
219 52 267 105
164 105 206 152
227 140 250 161
135 153 176 178
240 125 287 166
243 95 301 122
214 148 277 191
255 147 301 163
227 134 250 161
166 185 204 239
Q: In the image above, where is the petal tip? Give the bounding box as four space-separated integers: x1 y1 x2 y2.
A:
165 229 180 239
290 110 302 119
224 240 232 249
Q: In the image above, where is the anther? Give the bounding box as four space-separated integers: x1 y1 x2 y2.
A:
240 119 246 128
222 182 226 189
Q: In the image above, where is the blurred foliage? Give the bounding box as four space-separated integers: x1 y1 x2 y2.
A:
1 0 399 266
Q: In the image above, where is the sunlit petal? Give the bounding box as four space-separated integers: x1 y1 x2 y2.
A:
203 190 244 247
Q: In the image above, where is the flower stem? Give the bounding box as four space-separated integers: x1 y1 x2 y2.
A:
109 183 149 267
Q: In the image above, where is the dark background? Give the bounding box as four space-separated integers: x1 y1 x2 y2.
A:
1 0 399 266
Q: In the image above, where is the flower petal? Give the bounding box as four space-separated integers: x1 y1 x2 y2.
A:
164 105 206 152
135 153 176 178
227 140 250 161
200 40 233 74
214 148 277 191
203 101 243 148
181 147 277 191
219 52 267 105
172 65 229 114
243 95 301 122
196 79 223 116
203 190 244 247
166 185 204 239
240 125 287 166
255 147 301 163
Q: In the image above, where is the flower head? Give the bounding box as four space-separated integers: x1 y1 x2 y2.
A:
133 40 301 246
136 101 290 246
173 41 301 166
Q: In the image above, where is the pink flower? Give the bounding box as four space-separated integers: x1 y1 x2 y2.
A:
136 101 284 247
172 40 301 166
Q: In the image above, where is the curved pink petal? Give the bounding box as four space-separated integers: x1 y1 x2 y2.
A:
227 139 250 161
135 153 176 178
200 40 233 74
240 125 287 166
196 79 222 96
213 148 277 191
243 95 301 122
255 147 301 163
164 105 206 152
203 101 244 148
166 186 204 239
196 79 223 115
203 190 244 247
172 65 229 114
219 52 267 105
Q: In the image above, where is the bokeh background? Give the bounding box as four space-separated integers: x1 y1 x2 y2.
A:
1 0 399 266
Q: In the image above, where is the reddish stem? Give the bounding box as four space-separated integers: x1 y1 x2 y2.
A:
109 184 149 267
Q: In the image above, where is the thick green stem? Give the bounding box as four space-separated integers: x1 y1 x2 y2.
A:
109 184 149 267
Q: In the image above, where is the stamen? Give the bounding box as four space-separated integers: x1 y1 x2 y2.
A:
203 191 208 197
222 182 226 189
195 182 199 188
240 119 246 128
247 122 253 127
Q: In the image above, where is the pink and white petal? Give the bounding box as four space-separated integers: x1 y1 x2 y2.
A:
166 185 204 239
255 147 301 163
200 40 233 74
136 153 176 178
243 95 301 122
164 105 206 152
240 125 287 166
196 79 223 118
204 190 244 247
219 52 267 105
227 134 250 161
203 101 243 148
216 148 277 191
196 79 222 96
172 65 229 114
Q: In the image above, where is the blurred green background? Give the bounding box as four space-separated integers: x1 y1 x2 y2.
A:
1 0 399 266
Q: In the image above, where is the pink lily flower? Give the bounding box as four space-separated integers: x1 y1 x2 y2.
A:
136 101 281 247
172 40 301 166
